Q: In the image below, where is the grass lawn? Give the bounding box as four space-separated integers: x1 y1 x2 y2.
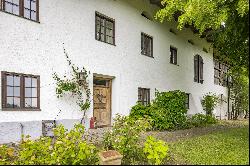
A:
169 126 249 165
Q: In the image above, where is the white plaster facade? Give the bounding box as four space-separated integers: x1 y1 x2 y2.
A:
0 0 228 141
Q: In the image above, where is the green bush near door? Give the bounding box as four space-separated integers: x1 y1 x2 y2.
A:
129 90 218 131
130 90 188 131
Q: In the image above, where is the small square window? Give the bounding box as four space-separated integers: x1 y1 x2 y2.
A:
138 88 150 106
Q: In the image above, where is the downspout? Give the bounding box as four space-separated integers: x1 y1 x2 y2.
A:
20 123 24 140
227 87 230 120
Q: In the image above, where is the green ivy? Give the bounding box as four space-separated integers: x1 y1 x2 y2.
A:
130 90 188 131
53 47 91 121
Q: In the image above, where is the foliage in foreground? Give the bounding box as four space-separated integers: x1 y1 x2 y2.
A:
170 126 249 165
103 114 151 165
102 114 169 165
0 124 99 165
143 136 169 165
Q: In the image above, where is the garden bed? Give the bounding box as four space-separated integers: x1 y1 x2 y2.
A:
141 119 249 143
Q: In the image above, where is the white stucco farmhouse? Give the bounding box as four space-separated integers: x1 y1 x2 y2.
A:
0 0 230 144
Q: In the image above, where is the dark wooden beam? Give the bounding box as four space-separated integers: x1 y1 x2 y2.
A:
149 0 163 8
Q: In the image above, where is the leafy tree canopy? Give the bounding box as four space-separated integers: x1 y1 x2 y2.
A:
155 0 249 74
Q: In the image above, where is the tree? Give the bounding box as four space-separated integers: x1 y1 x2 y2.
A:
155 0 249 120
229 67 249 119
155 0 249 73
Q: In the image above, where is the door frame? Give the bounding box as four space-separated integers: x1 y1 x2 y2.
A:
93 73 115 128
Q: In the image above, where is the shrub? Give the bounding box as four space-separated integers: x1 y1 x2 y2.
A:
188 113 218 127
103 114 151 165
130 90 188 131
201 92 219 115
0 124 99 165
143 136 169 165
0 145 16 165
130 103 150 119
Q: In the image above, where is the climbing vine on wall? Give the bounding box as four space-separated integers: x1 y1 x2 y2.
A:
53 46 91 122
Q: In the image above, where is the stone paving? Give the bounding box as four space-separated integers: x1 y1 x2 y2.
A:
85 119 249 145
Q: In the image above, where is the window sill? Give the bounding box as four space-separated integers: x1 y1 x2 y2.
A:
95 39 116 46
141 53 154 58
194 81 204 84
0 10 40 24
1 108 41 111
170 63 179 66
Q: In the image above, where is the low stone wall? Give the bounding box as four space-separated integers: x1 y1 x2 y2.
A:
0 119 82 144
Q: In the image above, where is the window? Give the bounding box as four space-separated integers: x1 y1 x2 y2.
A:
23 0 37 20
1 0 19 15
141 32 153 57
185 93 190 109
1 71 40 111
95 12 115 45
194 54 204 84
0 0 39 22
214 59 228 87
169 28 177 35
170 46 177 65
138 88 150 106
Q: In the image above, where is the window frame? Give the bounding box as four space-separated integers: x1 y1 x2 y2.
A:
141 32 153 58
0 0 40 23
185 93 190 109
138 87 150 106
1 71 40 111
194 54 204 84
95 11 115 46
170 46 178 65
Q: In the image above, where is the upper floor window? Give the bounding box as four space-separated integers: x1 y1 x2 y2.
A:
95 11 115 45
194 54 204 84
170 46 177 65
141 32 153 57
138 87 150 106
1 71 40 111
0 0 39 22
214 59 228 87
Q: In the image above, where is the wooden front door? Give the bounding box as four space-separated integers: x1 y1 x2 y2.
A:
93 79 111 127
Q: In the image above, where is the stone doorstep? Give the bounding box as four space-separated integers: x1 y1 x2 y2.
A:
99 150 123 162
